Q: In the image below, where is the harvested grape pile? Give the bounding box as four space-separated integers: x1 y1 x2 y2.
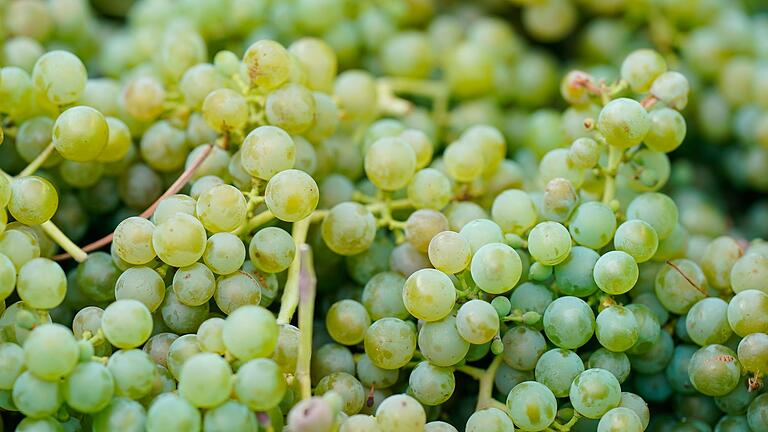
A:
0 0 768 431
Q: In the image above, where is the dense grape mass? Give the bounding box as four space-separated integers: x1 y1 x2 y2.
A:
0 0 766 431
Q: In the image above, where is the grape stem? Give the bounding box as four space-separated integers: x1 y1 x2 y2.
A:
17 142 55 177
234 209 275 237
277 217 312 324
378 77 449 127
476 355 506 411
41 220 88 262
51 142 215 261
294 244 316 400
548 412 582 431
601 145 624 206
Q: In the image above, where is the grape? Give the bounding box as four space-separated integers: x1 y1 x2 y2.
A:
596 305 639 352
535 348 585 397
160 289 209 334
326 299 371 345
140 121 188 172
0 229 40 271
528 221 572 266
8 176 58 226
356 353 398 389
597 98 650 149
715 378 758 414
459 219 504 254
554 246 600 297
588 349 631 384
265 83 316 134
321 202 377 256
408 361 455 406
362 272 409 320
737 332 768 375
443 140 485 182
730 252 768 293
223 305 278 360
265 169 319 222
240 125 295 181
686 298 732 346
645 108 687 153
507 381 557 431
597 407 644 432
196 184 246 233
12 371 62 418
167 335 202 380
428 231 471 274
629 330 674 374
16 257 66 309
92 397 147 432
152 213 207 268
62 361 115 413
0 343 24 390
146 393 201 432
465 407 515 432
405 209 449 253
456 299 500 344
364 137 417 191
311 343 355 383
16 417 65 432
727 289 768 337
655 259 707 315
143 332 177 367
407 168 452 211
626 193 679 240
593 251 639 295
203 232 246 275
202 88 248 133
204 400 258 432
315 372 365 414
287 397 335 432
543 296 595 350
179 352 233 408
626 304 661 355
621 49 667 92
376 394 426 432
570 368 622 419
568 201 616 250
688 344 742 396
502 326 547 371
748 394 768 431
614 220 659 263
53 106 109 162
650 71 689 110
418 315 470 367
470 243 522 294
491 189 538 235
115 267 165 312
107 349 156 400
102 299 153 349
364 318 416 370
32 50 87 105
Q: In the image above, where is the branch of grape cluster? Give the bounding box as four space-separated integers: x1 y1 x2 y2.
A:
295 244 316 401
277 217 313 324
17 142 55 177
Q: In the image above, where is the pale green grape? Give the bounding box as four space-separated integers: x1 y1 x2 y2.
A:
502 326 547 371
108 349 156 399
594 251 639 295
535 349 585 398
568 137 601 169
152 195 196 226
203 400 258 432
179 64 223 110
241 126 295 181
620 49 667 92
288 38 337 91
444 41 495 98
539 148 585 187
443 140 484 182
311 343 355 384
114 267 165 312
0 174 10 208
223 305 278 360
243 40 290 90
629 330 674 374
543 296 595 350
364 137 418 192
456 300 500 344
167 335 201 380
644 108 687 153
376 394 426 432
202 88 248 133
59 160 104 188
418 315 470 367
178 352 233 408
509 282 555 316
408 361 455 406
16 417 64 432
17 257 66 309
654 259 707 314
748 394 768 431
160 289 209 334
470 243 522 294
12 371 62 418
738 333 768 375
400 129 433 170
727 289 768 337
614 220 659 263
15 117 59 168
203 232 246 275
173 262 216 307
597 98 650 149
356 353 398 389
650 71 689 110
321 202 376 256
305 92 339 143
23 323 79 380
8 176 58 226
265 83 316 134
445 201 489 231
287 397 335 432
491 189 537 235
32 50 87 105
326 299 371 346
196 318 225 354
686 298 732 346
53 106 109 162
507 381 557 431
619 148 671 192
196 184 246 233
143 332 177 367
146 393 201 432
541 177 578 223
407 168 452 210
465 407 515 432
315 371 366 414
618 392 650 429
588 349 631 384
405 209 448 253
152 213 207 268
92 397 146 432
597 407 643 432
333 70 379 123
187 144 230 180
730 252 768 294
554 246 600 297
341 414 380 432
569 201 616 250
362 272 409 320
0 343 24 390
596 306 639 352
403 269 455 321
249 227 295 273
626 304 661 355
364 318 416 370
528 221 572 266
459 219 504 254
214 270 262 314
688 344 742 396
428 231 471 274
102 299 153 349
380 31 433 79
570 368 622 419
62 361 114 413
626 193 678 240
139 121 187 172
265 169 319 222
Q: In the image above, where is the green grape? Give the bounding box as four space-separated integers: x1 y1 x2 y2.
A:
626 304 661 355
160 289 209 334
53 105 109 162
502 326 547 371
167 335 202 380
568 201 616 250
0 343 24 390
568 137 601 169
644 108 687 153
333 70 379 124
12 371 62 418
187 144 230 180
491 189 537 235
146 393 201 432
102 299 153 349
305 92 340 143
203 232 246 275
738 332 768 375
686 298 732 346
143 332 178 367
428 231 471 275
408 362 454 406
321 202 376 256
626 193 678 240
419 315 470 367
465 407 515 432
364 137 417 191
364 318 416 370
196 184 246 233
223 305 278 360
17 257 66 309
265 169 319 222
509 282 555 316
32 50 87 105
265 83 316 134
619 148 671 193
326 299 371 346
461 125 506 174
506 381 557 431
8 176 58 226
593 251 639 295
178 352 233 408
152 195 196 226
405 210 448 253
614 220 659 263
597 407 643 432
402 269 455 322
650 71 689 110
315 372 366 414
380 31 433 79
196 318 225 354
115 267 166 312
390 242 431 277
588 349 631 384
16 417 64 432
654 259 707 314
108 349 156 399
543 296 595 350
0 174 9 208
688 344 742 396
618 392 650 429
62 361 114 413
527 221 572 266
535 348 585 397
346 233 395 284
202 88 248 133
23 323 79 382
362 272 409 320
554 246 600 297
240 126 295 181
541 177 578 223
203 400 258 432
311 343 355 384
118 164 163 211
445 201 489 231
249 227 296 273
444 41 495 99
424 421 458 432
173 262 216 307
748 393 768 431
727 290 768 337
0 253 16 301
59 160 104 188
407 168 452 211
214 270 262 314
597 98 650 149
620 49 667 92
570 368 622 419
596 305 639 352
494 362 534 395
470 243 522 294
179 64 223 110
730 252 768 294
376 394 426 432
629 330 674 374
242 40 290 90
152 213 207 268
400 129 433 170
288 37 337 91
92 397 147 432
139 121 187 173
356 353 398 389
456 300 500 345
715 377 758 414
459 219 504 254
320 174 356 210
15 117 59 168
539 148 585 187
443 140 484 182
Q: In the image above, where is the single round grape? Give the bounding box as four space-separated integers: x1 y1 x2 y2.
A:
248 227 296 275
376 394 426 432
101 299 153 349
644 108 687 153
491 189 538 235
714 377 758 415
223 305 278 360
311 343 355 384
568 137 601 169
614 220 659 263
173 262 216 307
203 400 258 432
321 202 377 256
107 349 156 400
593 251 639 295
597 98 650 149
629 330 675 374
470 243 523 294
62 361 114 413
417 315 470 367
407 168 452 211
650 71 689 110
443 140 484 182
160 289 209 334
588 349 631 384
145 393 201 432
446 201 489 232
8 176 58 226
554 246 600 297
143 332 177 367
139 121 188 173
152 213 207 268
428 231 471 274
730 252 768 294
178 352 233 408
196 184 246 233
686 298 732 346
364 318 416 370
17 257 66 309
569 201 616 250
456 299 500 345
12 371 62 418
626 193 678 240
458 219 504 254
265 169 319 222
570 368 622 419
364 136 417 191
506 381 557 431
315 372 366 415
535 348 585 397
626 304 662 355
265 83 316 134
738 333 768 375
543 296 595 350
112 217 157 265
748 393 768 431
240 125 295 181
53 105 109 162
152 195 196 227
408 361 455 406
502 326 547 371
0 343 24 390
620 49 667 92
203 232 246 275
32 50 87 105
619 148 671 193
597 407 643 432
202 88 248 133
167 335 202 380
23 323 79 380
114 267 165 312
92 397 146 432
727 289 768 337
243 39 291 90
596 305 639 352
235 357 287 413
16 417 66 432
654 259 707 315
326 299 371 346
356 353 398 389
688 344 742 396
465 407 515 432
287 397 335 432
362 272 409 320
405 209 448 253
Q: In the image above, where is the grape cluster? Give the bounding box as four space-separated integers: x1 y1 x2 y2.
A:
0 1 767 432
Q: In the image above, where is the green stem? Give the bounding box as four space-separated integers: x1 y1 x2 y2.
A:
235 210 275 237
277 217 312 324
17 142 55 177
601 146 623 206
476 355 504 411
41 220 88 262
294 245 316 400
550 412 582 431
456 365 485 380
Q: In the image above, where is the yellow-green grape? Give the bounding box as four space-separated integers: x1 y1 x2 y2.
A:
443 140 484 182
538 148 585 188
249 227 296 273
333 70 379 124
174 263 216 307
528 221 572 266
222 305 279 360
305 92 340 143
655 259 707 315
215 270 263 314
418 315 470 366
560 70 592 106
243 40 291 90
32 50 87 105
79 78 121 117
322 202 377 256
145 393 201 431
407 168 452 210
364 318 417 370
23 323 79 381
491 189 537 235
0 208 5 236
542 178 578 223
613 220 659 263
152 213 208 268
730 252 768 293
597 98 651 149
405 210 449 253
326 300 371 346
444 41 495 99
376 394 426 432
197 317 225 354
0 66 34 119
12 370 62 419
234 358 287 412
428 231 471 275
650 71 689 110
380 32 434 79
364 137 417 191
644 108 687 153
403 269 456 322
178 352 233 408
458 219 505 254
626 193 678 240
265 169 319 222
214 50 240 76
273 324 300 373
568 137 601 169
101 299 153 349
522 0 577 42
112 217 156 266
203 232 246 276
187 144 230 181
289 38 338 92
62 361 115 414
619 148 670 193
0 173 10 208
121 76 166 123
265 83 316 134
620 49 667 93
115 267 166 312
594 251 639 295
456 299 500 344
0 253 15 300
598 407 644 432
470 243 522 294
16 117 59 168
202 88 249 133
460 125 506 174
400 129 433 169
0 229 41 271
139 121 188 173
179 64 223 110
53 106 110 162
196 184 247 233
17 258 66 309
240 125 296 181
59 160 104 188
152 194 196 226
293 135 317 175
8 176 58 225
